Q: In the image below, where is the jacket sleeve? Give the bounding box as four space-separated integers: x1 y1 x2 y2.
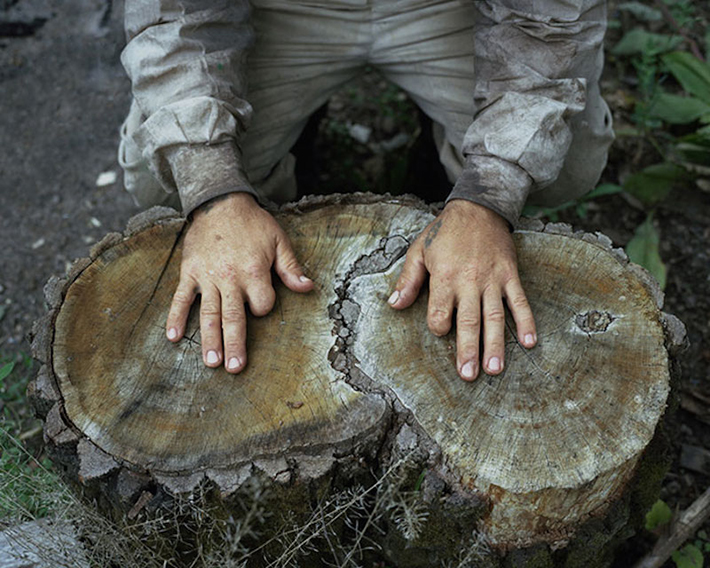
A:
121 0 257 215
447 0 608 226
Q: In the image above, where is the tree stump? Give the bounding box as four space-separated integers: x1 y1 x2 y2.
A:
29 194 686 568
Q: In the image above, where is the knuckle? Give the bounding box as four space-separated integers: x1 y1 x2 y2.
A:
223 338 244 352
221 307 245 323
501 272 519 287
457 314 481 329
435 263 457 279
485 308 506 324
428 310 451 335
200 302 221 317
428 307 450 323
509 293 531 310
242 261 266 280
461 266 481 281
250 299 275 317
248 287 276 316
457 344 478 360
172 288 194 306
219 263 239 280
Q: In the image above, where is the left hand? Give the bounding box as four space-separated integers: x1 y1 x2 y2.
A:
388 199 537 381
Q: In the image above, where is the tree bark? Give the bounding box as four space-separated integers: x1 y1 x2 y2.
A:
29 194 685 568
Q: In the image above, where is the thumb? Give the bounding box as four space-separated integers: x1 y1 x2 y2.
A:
389 242 426 309
274 234 314 293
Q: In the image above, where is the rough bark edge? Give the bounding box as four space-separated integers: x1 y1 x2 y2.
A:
28 195 685 565
29 198 397 504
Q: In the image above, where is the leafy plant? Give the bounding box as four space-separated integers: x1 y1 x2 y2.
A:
645 498 673 531
601 0 710 288
672 543 705 568
643 500 710 568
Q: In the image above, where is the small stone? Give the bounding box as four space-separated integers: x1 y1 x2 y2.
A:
95 171 117 187
89 217 102 228
82 235 95 245
348 123 372 145
31 237 46 250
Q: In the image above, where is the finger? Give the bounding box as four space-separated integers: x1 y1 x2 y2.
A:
221 287 247 374
274 234 314 293
245 278 276 317
455 297 481 381
199 284 223 368
426 275 455 337
482 288 506 375
504 277 537 348
166 277 197 342
389 242 426 309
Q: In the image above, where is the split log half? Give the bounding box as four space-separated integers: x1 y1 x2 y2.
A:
30 194 684 567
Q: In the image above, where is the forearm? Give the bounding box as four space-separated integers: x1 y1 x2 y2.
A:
452 0 609 226
121 0 257 215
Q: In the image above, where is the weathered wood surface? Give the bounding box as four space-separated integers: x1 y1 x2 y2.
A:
0 520 90 568
30 194 685 567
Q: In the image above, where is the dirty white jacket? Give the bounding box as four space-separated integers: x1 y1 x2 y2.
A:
121 0 608 225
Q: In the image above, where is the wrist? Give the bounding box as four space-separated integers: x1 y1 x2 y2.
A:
191 192 258 220
445 199 509 229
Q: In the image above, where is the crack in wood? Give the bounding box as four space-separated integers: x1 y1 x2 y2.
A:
327 234 412 394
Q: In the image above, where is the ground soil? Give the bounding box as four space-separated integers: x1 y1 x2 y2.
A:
0 0 708 566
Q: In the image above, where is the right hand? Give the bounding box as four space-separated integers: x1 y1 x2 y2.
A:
165 192 314 373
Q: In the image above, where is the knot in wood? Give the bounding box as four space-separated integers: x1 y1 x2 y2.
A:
575 310 615 333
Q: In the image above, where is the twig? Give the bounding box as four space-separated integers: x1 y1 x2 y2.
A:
18 425 43 441
634 486 710 568
652 0 705 62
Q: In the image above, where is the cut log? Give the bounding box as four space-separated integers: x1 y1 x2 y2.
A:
30 194 684 567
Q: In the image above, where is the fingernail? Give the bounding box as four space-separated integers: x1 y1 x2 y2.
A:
167 328 177 340
388 290 400 305
299 275 311 283
488 357 501 373
524 333 535 347
461 360 476 379
206 350 219 365
227 357 241 371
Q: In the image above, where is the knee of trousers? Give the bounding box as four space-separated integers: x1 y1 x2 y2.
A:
118 100 180 210
527 90 615 209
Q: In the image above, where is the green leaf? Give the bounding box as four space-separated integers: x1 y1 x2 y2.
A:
587 184 624 199
626 215 667 290
677 142 710 167
623 163 686 208
672 543 704 568
0 362 15 382
645 499 673 530
649 92 710 124
613 29 683 56
413 470 426 492
663 52 710 105
575 202 589 218
618 1 662 21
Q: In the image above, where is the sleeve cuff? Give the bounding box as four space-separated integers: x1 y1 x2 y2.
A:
446 156 533 228
163 141 259 217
